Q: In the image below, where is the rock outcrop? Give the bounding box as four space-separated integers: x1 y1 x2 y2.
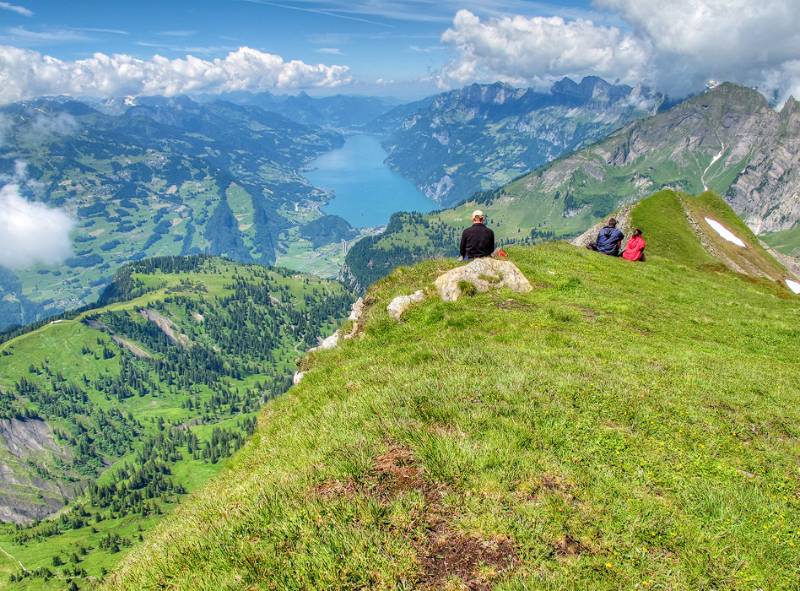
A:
571 206 632 248
434 259 532 302
387 291 425 320
0 418 74 524
139 309 191 348
310 332 339 352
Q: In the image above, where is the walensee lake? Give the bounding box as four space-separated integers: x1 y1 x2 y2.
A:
306 134 437 228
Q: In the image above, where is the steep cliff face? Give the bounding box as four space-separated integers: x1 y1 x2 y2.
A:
0 418 73 524
379 77 662 205
727 97 800 232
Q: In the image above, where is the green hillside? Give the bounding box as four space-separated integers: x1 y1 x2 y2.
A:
762 226 800 258
0 256 352 590
630 191 789 282
105 203 799 589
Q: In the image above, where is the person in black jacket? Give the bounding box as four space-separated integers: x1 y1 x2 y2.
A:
460 210 495 260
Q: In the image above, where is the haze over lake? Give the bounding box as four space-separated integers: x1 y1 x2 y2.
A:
306 134 436 228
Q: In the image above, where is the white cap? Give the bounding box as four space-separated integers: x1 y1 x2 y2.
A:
471 209 484 219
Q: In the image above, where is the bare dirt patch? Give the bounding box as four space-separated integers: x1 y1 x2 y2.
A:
314 443 518 589
494 297 536 311
418 531 516 590
553 533 587 557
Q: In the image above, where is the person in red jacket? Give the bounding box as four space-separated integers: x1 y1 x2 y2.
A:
622 228 646 261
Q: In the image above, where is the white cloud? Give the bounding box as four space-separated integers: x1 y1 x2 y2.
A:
20 112 79 144
595 0 800 99
0 114 12 147
157 30 197 37
0 45 352 104
317 47 343 55
0 174 74 269
439 2 800 102
4 26 91 43
0 2 32 17
75 27 129 36
439 10 650 90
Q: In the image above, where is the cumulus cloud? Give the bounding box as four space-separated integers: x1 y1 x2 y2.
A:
596 0 800 100
438 10 650 90
0 169 74 270
439 1 800 102
0 113 12 147
0 45 352 104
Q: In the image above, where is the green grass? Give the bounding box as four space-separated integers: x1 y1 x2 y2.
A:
630 190 789 284
762 226 800 257
106 242 800 590
630 190 714 267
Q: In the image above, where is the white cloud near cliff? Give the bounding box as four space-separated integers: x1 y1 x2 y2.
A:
0 45 352 104
597 0 800 99
0 178 74 270
439 1 800 101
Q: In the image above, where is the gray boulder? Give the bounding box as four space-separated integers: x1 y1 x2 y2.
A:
387 290 425 320
434 258 532 302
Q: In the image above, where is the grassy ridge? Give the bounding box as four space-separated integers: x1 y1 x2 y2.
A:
107 241 800 590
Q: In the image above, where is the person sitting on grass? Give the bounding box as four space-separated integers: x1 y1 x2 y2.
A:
460 209 495 261
622 228 646 261
588 217 624 256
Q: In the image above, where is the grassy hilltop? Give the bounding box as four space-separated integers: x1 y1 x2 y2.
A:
106 192 800 590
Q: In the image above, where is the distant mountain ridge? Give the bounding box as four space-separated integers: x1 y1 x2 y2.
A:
373 76 663 205
194 91 399 129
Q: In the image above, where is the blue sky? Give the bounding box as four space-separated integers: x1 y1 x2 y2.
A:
0 1 799 103
0 0 602 98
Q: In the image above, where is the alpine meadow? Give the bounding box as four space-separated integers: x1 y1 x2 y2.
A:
1 1 799 590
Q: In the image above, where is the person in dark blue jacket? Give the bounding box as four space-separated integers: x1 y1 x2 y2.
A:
588 218 624 256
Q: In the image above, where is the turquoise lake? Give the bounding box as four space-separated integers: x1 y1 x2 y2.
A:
305 134 437 228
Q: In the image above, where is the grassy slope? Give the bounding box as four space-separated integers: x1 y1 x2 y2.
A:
0 259 349 590
107 239 800 590
631 191 789 282
762 226 800 257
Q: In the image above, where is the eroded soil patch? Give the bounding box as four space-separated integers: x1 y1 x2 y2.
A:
315 443 518 589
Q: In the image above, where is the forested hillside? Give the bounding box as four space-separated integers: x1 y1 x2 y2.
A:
0 256 352 590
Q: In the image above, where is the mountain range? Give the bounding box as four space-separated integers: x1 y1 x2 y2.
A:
344 83 800 290
2 76 800 590
0 79 663 333
373 77 663 205
0 96 349 330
